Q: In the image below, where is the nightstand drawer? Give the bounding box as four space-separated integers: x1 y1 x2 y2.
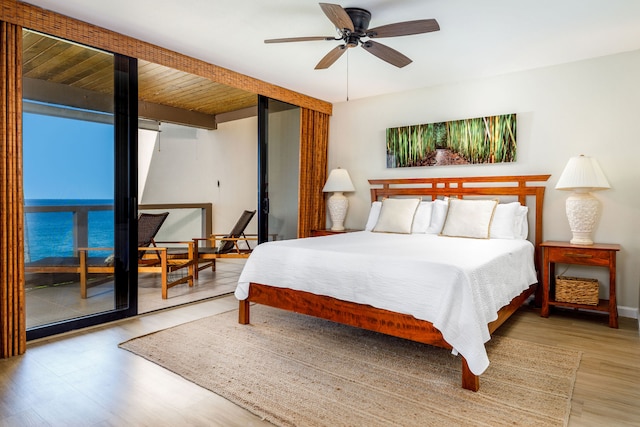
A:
548 248 612 266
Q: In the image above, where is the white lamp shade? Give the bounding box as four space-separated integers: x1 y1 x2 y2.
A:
555 155 611 191
322 168 355 193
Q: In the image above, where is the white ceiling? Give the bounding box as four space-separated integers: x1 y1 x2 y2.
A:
23 0 640 103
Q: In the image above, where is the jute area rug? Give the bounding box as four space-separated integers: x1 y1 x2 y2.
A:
120 305 580 427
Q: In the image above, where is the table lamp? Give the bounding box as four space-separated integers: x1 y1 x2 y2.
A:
555 155 610 245
322 168 355 231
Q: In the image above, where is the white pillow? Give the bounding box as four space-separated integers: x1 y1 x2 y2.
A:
372 198 421 234
515 206 529 240
489 202 521 239
440 199 498 239
365 201 382 231
425 199 449 234
411 201 434 233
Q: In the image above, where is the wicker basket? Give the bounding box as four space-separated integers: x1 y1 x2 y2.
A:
555 276 599 305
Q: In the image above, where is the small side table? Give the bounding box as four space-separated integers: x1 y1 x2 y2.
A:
310 229 362 237
540 241 620 328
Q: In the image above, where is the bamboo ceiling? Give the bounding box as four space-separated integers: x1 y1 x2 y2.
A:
22 30 257 119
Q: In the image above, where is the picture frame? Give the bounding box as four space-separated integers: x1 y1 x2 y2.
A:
386 113 516 168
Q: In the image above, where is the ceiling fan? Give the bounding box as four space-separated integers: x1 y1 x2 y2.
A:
265 3 440 69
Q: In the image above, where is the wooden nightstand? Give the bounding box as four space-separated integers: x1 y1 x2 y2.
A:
540 241 620 328
310 229 362 237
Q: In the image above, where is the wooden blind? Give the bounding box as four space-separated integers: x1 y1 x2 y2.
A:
0 19 26 358
298 108 329 238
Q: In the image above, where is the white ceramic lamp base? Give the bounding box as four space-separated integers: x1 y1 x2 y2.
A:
327 192 348 231
565 191 600 245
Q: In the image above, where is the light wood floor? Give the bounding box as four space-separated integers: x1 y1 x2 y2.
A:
496 307 640 426
1 296 638 426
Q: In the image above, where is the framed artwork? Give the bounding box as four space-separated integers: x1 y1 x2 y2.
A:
386 113 516 168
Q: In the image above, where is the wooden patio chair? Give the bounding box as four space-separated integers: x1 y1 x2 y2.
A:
133 212 195 299
75 212 195 298
191 209 257 279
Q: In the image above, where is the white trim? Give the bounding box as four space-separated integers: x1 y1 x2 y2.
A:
618 305 638 320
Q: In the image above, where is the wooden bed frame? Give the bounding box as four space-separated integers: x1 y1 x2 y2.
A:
238 175 550 391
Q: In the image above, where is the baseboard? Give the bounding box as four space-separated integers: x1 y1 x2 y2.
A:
613 306 639 336
618 305 638 320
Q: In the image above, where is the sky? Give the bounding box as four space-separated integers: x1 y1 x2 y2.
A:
23 112 114 200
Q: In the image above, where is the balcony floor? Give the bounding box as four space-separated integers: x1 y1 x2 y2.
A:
25 259 245 329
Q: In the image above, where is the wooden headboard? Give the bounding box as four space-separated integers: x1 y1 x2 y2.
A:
368 175 551 267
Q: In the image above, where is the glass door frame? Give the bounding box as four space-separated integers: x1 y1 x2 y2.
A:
257 95 269 244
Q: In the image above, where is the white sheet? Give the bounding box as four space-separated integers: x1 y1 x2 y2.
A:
235 231 537 375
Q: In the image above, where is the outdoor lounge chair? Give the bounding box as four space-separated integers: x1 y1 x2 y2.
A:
192 209 257 279
26 212 195 299
129 212 195 299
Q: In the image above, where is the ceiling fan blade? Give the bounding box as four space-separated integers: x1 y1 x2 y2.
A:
362 40 412 68
315 45 347 69
265 36 335 44
367 19 440 38
319 3 354 32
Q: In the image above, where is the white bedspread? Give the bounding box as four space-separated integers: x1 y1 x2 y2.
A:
235 231 537 375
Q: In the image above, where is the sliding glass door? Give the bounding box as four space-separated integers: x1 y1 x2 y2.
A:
258 96 301 242
23 30 137 339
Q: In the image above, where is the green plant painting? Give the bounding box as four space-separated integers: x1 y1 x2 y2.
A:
386 114 516 168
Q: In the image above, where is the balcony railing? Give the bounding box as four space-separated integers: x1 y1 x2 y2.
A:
24 202 212 262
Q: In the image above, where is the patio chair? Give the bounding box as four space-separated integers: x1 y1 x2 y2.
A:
132 212 196 299
27 212 195 299
192 210 257 279
76 212 178 298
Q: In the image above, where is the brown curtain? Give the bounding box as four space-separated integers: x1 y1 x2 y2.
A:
0 20 26 358
298 108 329 238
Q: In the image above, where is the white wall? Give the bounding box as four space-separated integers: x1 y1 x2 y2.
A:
329 50 640 314
140 118 258 237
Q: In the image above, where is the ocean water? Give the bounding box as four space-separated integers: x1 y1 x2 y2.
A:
24 199 114 262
